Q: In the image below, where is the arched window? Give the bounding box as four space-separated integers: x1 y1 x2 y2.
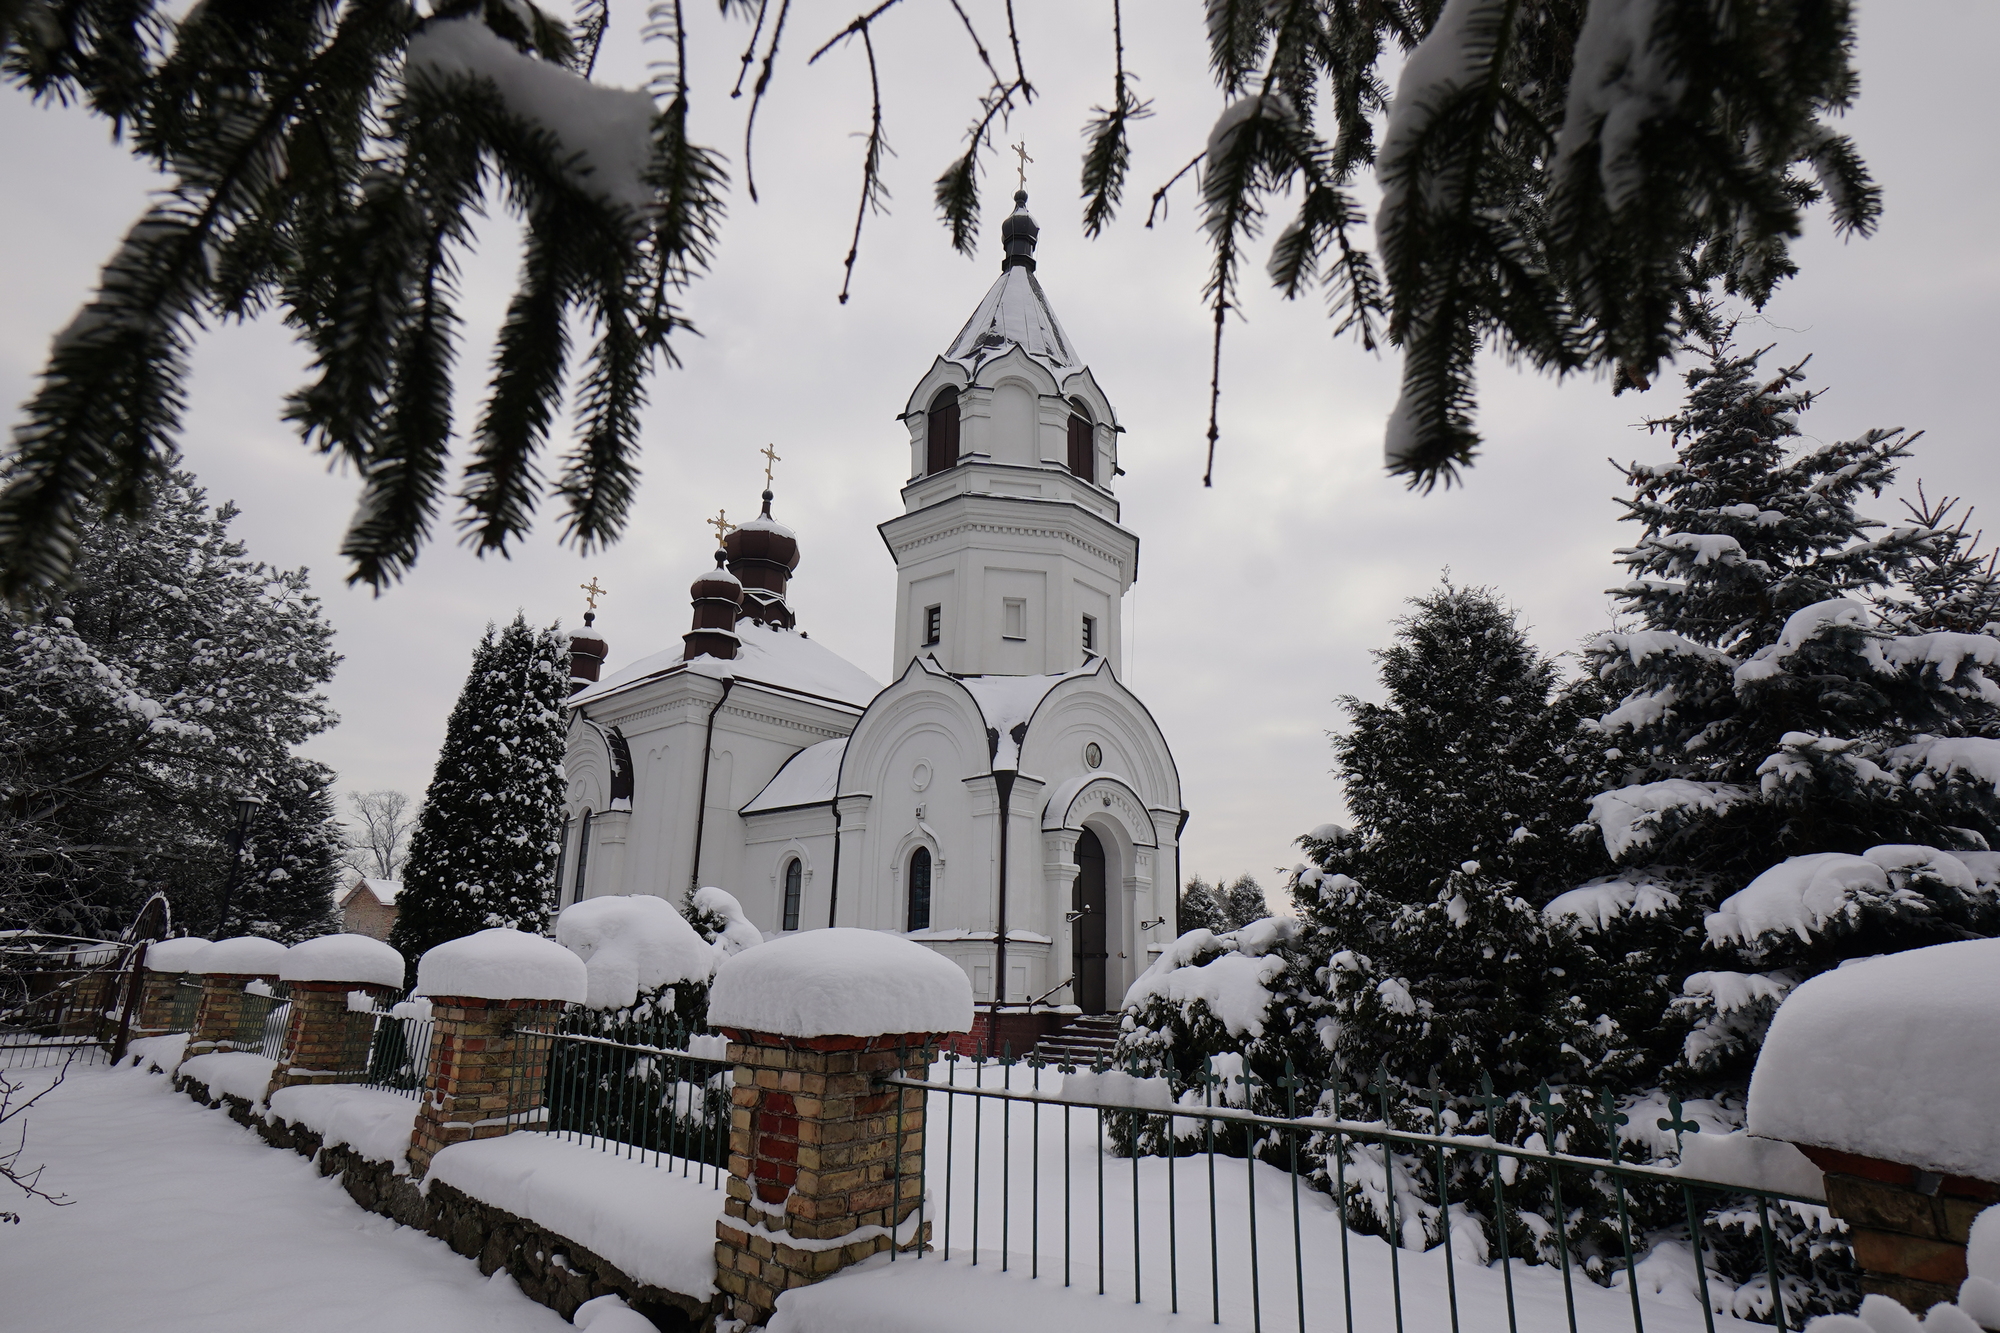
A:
572 809 594 903
782 858 803 932
1066 399 1095 483
906 846 932 932
926 387 961 475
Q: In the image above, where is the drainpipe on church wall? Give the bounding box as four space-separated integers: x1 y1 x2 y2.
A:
825 802 842 929
991 769 1016 1045
688 678 735 894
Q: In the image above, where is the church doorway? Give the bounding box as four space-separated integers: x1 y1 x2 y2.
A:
1072 829 1109 1013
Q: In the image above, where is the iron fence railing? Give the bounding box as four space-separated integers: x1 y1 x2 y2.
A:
0 933 139 1069
232 981 291 1058
880 1052 1836 1333
523 1022 732 1182
356 996 433 1098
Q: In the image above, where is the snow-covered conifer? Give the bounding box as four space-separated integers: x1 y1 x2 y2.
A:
0 467 337 936
1573 342 2000 1096
223 757 343 942
390 615 570 968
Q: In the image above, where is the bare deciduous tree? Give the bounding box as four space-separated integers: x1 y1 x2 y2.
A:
340 790 420 882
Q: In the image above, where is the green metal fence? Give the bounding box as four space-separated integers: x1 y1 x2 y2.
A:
883 1051 1842 1333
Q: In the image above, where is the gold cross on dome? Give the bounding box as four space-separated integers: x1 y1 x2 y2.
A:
760 443 782 488
1012 140 1033 190
706 509 735 549
579 577 607 613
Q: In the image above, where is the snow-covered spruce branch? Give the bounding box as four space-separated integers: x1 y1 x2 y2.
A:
3 1 1878 593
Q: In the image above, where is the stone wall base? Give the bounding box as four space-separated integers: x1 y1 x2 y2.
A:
163 1069 719 1330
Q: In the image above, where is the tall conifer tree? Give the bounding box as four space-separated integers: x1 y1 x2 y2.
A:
1569 341 2000 1098
390 614 569 969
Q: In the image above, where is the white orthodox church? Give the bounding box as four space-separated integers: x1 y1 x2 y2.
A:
558 191 1184 1026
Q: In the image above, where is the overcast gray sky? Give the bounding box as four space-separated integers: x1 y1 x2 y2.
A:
2 2 1992 890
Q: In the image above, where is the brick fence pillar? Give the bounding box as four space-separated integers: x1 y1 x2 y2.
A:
269 981 399 1093
704 928 972 1326
131 938 213 1039
184 937 291 1057
405 928 587 1179
1797 1145 2000 1314
407 995 566 1176
268 933 408 1095
713 1029 938 1323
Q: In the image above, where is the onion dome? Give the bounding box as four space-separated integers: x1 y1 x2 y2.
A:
568 612 610 694
684 550 743 661
1000 190 1039 271
724 490 800 630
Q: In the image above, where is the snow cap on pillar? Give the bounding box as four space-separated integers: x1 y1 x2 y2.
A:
188 935 289 977
708 928 973 1037
416 927 587 1003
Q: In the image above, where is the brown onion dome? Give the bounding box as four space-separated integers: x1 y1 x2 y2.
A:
568 613 610 692
684 550 743 661
691 552 743 600
722 490 801 573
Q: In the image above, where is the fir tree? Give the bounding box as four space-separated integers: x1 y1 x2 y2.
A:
390 614 569 970
1176 876 1229 935
0 466 338 936
1177 874 1268 933
1311 579 1604 904
223 756 344 942
1572 341 2000 1101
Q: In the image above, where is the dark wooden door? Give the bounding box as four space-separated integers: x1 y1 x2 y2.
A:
1073 829 1108 1013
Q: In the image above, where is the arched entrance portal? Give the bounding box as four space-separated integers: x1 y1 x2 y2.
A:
1072 829 1109 1013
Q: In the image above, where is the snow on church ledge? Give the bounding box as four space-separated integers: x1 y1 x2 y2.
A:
707 928 972 1039
1746 936 2000 1184
416 927 587 1004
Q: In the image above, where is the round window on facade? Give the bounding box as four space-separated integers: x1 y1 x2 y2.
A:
1084 742 1103 769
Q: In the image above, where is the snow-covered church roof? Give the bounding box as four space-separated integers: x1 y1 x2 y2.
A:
942 197 1084 380
742 737 847 814
571 621 883 712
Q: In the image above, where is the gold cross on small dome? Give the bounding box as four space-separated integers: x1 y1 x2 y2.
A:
706 509 735 548
760 443 782 487
1012 140 1033 189
579 577 607 613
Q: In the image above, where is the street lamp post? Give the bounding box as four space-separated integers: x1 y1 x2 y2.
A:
212 793 267 937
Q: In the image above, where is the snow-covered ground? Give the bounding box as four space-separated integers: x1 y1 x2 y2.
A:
4 1055 1782 1333
0 1063 570 1333
772 1060 1773 1333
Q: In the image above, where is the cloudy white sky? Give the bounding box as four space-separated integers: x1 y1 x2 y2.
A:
2 2 1993 890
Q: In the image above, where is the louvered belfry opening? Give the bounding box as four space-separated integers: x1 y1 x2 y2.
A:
1066 410 1095 483
926 387 960 475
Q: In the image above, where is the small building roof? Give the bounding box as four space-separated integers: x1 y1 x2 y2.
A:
571 621 884 712
742 738 849 814
343 878 400 905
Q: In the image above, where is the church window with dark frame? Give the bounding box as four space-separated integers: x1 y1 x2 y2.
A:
782 857 803 932
906 846 932 932
924 604 942 647
572 809 594 902
1066 399 1096 483
926 387 961 476
1081 614 1097 657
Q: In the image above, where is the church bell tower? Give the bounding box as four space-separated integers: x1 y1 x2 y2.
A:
879 188 1139 679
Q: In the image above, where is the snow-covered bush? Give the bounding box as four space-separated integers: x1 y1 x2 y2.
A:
555 893 715 1039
